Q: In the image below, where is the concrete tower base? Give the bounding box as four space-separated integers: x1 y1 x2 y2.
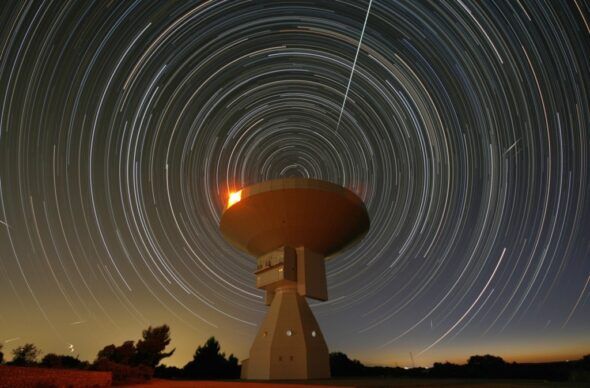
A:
241 286 330 379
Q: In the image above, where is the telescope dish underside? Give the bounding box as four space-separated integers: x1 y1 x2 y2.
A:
220 178 369 257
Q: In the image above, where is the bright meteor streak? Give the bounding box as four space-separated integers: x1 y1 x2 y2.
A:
335 0 373 131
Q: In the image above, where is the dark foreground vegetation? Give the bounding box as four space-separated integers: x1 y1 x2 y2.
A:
330 352 590 383
0 325 238 385
0 326 588 385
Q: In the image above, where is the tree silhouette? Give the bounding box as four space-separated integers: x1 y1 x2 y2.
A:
431 361 463 378
41 353 89 369
11 343 41 365
95 325 174 369
467 354 506 367
466 354 507 378
96 340 136 365
330 352 366 377
0 344 4 364
92 324 175 384
134 325 175 367
183 337 240 379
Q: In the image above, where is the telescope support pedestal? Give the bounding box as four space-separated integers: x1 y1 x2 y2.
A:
241 285 330 379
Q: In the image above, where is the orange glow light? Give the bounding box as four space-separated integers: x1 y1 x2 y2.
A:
228 190 242 208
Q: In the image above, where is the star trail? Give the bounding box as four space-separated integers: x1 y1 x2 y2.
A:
0 1 589 367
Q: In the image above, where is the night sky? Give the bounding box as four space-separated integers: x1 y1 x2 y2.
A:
0 0 589 368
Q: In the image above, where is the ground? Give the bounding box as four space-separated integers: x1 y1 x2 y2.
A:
0 365 111 387
123 378 589 388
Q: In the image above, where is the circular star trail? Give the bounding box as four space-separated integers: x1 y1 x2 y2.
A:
0 1 589 366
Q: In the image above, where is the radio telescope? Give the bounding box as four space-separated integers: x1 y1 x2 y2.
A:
220 178 370 379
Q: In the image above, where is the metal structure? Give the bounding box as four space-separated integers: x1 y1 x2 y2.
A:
220 178 370 379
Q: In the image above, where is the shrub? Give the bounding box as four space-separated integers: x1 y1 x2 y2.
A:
183 337 240 379
96 341 136 365
92 359 152 385
41 353 89 369
11 344 41 366
154 364 183 379
330 352 366 377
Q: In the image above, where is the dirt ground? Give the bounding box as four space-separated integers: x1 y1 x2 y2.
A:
123 378 587 388
0 365 111 388
123 380 351 388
